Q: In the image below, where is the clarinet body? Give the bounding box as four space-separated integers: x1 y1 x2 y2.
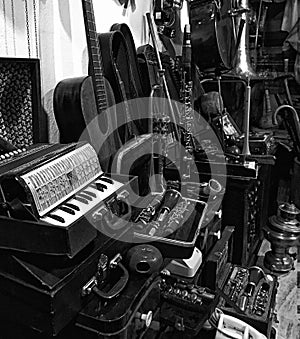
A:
145 188 182 236
181 24 194 179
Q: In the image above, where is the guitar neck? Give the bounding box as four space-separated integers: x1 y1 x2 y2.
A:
82 0 108 112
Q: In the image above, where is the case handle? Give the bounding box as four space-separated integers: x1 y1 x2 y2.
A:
82 254 129 300
92 262 129 300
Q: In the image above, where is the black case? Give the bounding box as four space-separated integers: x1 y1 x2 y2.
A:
0 233 134 336
201 225 235 289
74 273 161 338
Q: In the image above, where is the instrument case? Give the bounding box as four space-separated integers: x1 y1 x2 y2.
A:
111 134 153 196
131 194 207 259
73 273 161 339
217 263 278 338
201 229 277 338
0 232 134 337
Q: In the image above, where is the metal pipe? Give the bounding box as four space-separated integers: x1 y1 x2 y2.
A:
273 105 299 127
273 104 300 156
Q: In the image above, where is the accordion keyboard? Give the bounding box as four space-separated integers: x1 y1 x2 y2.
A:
40 175 123 226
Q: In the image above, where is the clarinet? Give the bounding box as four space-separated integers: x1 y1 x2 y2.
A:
146 188 181 237
146 12 180 192
181 24 194 180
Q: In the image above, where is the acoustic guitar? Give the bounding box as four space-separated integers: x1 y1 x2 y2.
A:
53 0 122 173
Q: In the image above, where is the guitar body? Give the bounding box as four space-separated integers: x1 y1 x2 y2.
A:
54 75 121 172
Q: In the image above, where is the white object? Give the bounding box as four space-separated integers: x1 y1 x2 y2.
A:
165 247 202 277
215 314 267 339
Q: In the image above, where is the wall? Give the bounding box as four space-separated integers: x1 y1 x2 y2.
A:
0 0 39 58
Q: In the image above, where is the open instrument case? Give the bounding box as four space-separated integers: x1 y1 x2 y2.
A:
201 226 278 338
130 193 207 259
216 263 278 338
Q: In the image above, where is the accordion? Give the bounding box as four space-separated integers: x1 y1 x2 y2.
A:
0 142 134 257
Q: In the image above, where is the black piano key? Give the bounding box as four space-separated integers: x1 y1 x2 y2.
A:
100 176 113 184
64 202 80 211
48 213 65 223
60 206 76 215
83 189 97 198
95 183 105 191
77 193 93 201
96 182 107 190
74 196 89 204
